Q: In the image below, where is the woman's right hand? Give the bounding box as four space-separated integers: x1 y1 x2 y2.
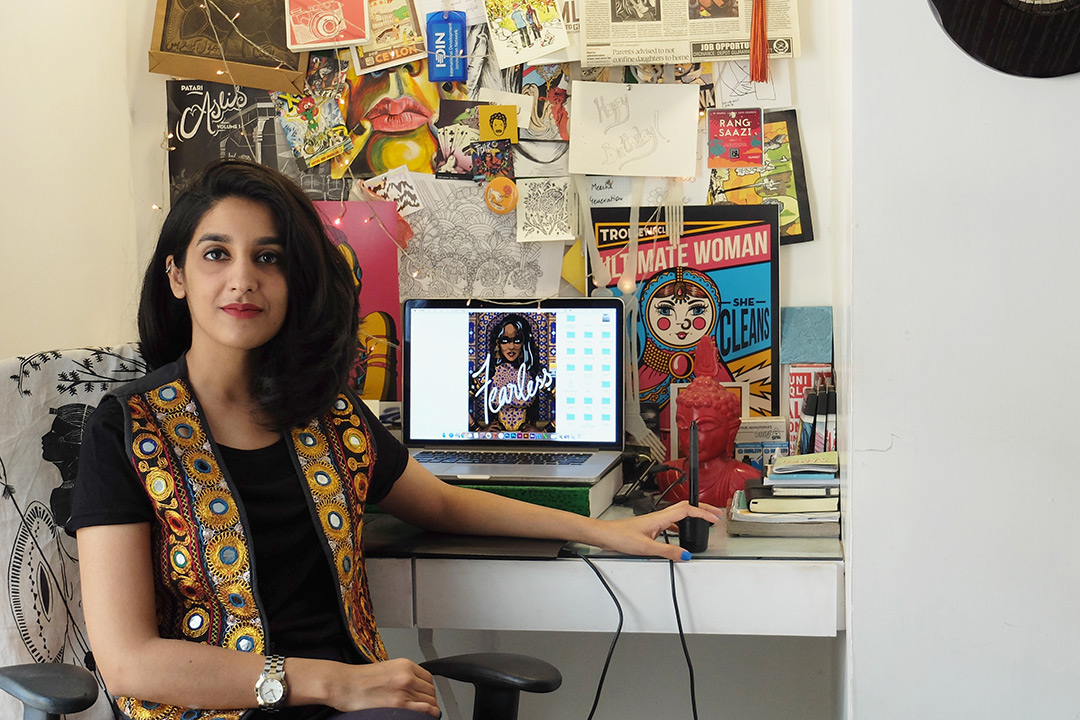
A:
329 657 440 716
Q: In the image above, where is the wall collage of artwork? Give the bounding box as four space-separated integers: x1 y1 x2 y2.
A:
153 0 811 458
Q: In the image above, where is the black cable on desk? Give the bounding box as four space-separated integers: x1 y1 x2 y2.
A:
568 549 624 720
572 534 701 720
662 533 700 720
669 559 700 720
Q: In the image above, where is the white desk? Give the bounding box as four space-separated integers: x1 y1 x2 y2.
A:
364 506 844 637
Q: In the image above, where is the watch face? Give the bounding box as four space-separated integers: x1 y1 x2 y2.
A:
260 678 284 704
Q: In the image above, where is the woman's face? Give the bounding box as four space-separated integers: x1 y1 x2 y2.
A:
498 323 523 363
646 285 715 348
168 197 288 361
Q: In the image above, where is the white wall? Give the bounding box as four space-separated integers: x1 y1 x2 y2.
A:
848 3 1080 718
0 0 165 358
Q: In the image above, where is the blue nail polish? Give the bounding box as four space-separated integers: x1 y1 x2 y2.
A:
681 550 692 561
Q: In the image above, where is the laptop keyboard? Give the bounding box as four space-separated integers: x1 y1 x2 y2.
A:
415 450 591 465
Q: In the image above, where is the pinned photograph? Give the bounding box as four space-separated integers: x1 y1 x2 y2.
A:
520 63 571 141
472 140 515 180
434 99 486 177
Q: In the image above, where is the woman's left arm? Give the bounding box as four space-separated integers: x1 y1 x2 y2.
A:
376 457 722 561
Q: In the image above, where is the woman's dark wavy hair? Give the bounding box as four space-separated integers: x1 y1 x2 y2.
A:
138 159 358 431
488 313 538 373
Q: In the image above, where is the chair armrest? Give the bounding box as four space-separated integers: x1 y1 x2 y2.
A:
0 663 99 715
420 653 561 694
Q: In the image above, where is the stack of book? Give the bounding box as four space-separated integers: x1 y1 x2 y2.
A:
727 451 840 538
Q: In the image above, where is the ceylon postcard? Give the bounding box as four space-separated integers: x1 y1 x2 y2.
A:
352 0 427 74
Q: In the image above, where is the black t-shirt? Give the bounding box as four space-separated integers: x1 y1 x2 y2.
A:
68 395 409 720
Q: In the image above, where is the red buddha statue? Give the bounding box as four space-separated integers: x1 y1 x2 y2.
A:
656 336 760 508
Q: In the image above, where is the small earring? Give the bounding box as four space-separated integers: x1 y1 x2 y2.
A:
166 261 173 274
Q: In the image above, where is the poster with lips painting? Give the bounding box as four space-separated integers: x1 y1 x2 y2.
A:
330 56 468 179
591 204 779 456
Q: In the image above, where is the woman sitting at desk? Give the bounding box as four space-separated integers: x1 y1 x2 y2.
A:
67 160 721 720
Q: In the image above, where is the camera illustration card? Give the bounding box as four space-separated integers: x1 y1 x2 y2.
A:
286 0 372 51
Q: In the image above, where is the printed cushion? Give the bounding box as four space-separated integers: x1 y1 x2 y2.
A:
0 344 145 719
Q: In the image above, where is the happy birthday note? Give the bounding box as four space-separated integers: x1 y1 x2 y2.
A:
567 81 698 177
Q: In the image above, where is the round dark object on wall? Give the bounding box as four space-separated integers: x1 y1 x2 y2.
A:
928 0 1080 77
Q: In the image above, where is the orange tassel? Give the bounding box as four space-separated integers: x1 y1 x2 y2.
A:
749 0 768 83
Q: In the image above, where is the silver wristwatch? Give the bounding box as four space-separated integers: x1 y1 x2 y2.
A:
254 655 288 711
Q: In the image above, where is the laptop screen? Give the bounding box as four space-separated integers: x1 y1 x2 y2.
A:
403 298 624 450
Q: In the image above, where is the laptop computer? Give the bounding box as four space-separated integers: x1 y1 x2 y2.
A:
402 297 625 485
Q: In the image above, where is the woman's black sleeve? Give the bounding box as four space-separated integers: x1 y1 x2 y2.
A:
359 401 411 505
66 395 154 535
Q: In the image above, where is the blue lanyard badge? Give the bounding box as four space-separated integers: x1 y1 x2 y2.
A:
426 11 467 83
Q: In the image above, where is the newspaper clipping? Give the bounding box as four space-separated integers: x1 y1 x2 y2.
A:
580 0 799 67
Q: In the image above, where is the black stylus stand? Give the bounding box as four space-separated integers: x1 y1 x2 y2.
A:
678 420 710 553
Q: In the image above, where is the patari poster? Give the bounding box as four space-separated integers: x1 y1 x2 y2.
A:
592 204 779 454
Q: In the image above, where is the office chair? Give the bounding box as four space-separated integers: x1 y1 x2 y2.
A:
0 663 98 720
0 653 560 720
422 652 562 720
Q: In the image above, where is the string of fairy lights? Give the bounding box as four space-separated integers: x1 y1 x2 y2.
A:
151 0 584 368
154 3 581 304
151 0 712 313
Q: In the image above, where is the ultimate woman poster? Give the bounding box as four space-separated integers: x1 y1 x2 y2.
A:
591 205 779 453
